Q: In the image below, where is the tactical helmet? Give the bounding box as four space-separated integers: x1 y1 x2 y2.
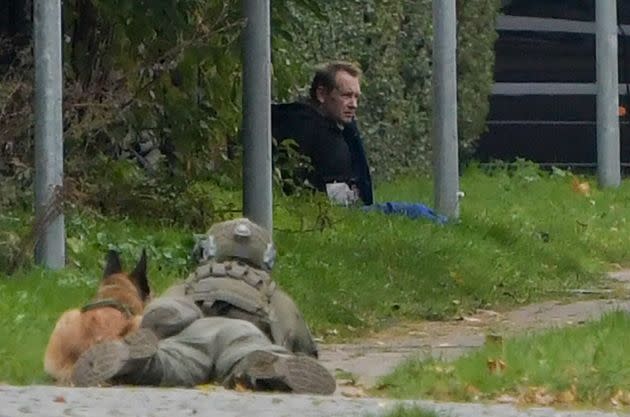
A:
196 218 276 270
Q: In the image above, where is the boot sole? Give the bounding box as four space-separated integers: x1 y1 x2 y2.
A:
71 328 158 387
231 350 336 395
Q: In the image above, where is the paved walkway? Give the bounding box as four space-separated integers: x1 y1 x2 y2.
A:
2 385 630 417
321 298 630 389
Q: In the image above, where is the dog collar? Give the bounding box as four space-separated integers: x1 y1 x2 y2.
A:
81 298 133 317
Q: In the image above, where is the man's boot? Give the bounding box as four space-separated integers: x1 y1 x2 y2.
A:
223 350 336 395
71 328 159 387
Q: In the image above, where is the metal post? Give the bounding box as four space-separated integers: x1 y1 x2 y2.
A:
596 0 621 188
432 0 460 219
241 0 273 232
34 0 65 269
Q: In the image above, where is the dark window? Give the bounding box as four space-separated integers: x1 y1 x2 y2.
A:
501 0 595 22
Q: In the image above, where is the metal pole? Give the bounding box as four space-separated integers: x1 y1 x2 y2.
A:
241 0 273 232
34 0 65 269
596 0 621 188
432 0 460 219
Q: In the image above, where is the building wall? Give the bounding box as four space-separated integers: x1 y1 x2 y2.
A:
474 0 630 166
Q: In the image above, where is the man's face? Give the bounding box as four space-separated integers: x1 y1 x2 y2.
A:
317 70 361 125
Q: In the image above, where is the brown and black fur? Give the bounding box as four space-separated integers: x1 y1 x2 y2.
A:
44 249 151 384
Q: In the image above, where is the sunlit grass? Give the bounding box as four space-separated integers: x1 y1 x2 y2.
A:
378 311 630 408
2 163 630 383
372 405 444 417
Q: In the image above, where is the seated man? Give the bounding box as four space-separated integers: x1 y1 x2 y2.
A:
71 218 336 395
272 61 373 206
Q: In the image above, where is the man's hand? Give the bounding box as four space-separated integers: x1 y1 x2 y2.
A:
350 184 361 201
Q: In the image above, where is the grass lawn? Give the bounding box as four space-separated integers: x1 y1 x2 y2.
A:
2 163 630 384
377 311 630 408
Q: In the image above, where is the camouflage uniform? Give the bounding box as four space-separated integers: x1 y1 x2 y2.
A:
72 218 334 394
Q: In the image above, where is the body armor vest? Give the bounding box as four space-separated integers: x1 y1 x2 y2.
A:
184 260 276 338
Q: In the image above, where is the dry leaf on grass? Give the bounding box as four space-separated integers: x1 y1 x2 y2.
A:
341 386 367 398
571 176 591 196
556 385 578 404
520 386 555 406
486 358 507 374
496 394 518 404
610 389 630 407
233 382 250 393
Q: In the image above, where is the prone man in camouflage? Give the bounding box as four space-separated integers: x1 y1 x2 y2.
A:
71 218 336 394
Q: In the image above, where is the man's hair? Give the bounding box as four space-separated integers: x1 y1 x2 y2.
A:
309 61 362 102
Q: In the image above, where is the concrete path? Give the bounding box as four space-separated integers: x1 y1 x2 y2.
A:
321 298 630 390
2 385 629 417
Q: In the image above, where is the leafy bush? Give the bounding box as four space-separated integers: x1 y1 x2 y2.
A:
457 0 501 159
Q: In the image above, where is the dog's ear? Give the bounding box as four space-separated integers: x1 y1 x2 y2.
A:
131 249 150 300
103 250 123 278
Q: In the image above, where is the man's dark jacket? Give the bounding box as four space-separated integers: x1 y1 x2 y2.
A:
271 102 373 205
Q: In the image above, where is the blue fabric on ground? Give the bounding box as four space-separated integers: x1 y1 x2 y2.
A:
362 202 448 224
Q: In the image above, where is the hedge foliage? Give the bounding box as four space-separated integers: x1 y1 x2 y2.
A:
0 0 500 220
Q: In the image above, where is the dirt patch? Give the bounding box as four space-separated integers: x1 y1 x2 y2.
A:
320 271 630 396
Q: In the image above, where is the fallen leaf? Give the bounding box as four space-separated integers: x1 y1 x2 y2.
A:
571 176 591 196
556 385 577 404
463 317 482 323
534 392 555 406
520 386 555 406
610 389 630 406
341 386 367 398
486 358 507 374
233 382 250 393
496 394 518 404
53 395 66 403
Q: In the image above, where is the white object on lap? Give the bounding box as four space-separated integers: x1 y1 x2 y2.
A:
325 182 359 206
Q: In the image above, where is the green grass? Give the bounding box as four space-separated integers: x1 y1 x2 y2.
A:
372 405 444 417
377 311 630 407
275 163 630 330
3 163 630 383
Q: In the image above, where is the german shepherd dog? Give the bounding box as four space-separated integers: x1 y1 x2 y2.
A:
44 249 151 384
